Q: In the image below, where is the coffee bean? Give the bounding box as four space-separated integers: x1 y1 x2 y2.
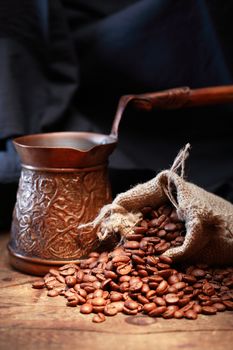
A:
141 206 153 216
142 302 156 313
141 283 150 294
193 304 202 314
119 275 131 283
201 300 213 307
64 290 75 298
202 306 217 315
110 301 124 312
119 281 130 292
44 276 56 284
158 269 173 279
110 292 123 302
212 303 226 312
49 268 60 277
124 299 139 310
157 263 170 270
165 293 179 304
56 275 66 284
163 305 178 319
55 286 66 294
156 229 165 238
123 306 138 315
185 310 198 319
153 297 166 306
92 313 106 323
156 280 168 295
67 294 78 302
198 294 210 302
101 278 112 289
164 223 177 232
104 304 118 316
149 275 163 283
182 274 197 284
60 267 75 276
104 270 117 280
148 282 159 290
65 276 77 287
93 281 102 290
67 300 78 307
203 282 215 296
83 275 97 283
109 281 120 291
127 231 145 239
183 286 193 294
116 264 132 275
178 297 190 307
123 241 140 250
76 270 84 282
146 290 156 300
137 295 149 304
155 214 167 227
222 301 233 310
138 269 148 278
93 289 104 298
149 306 167 317
133 224 147 234
159 256 173 265
129 280 143 292
177 291 185 298
102 291 109 299
47 290 59 297
32 280 45 289
78 295 86 304
92 305 105 313
174 310 184 319
191 269 206 278
154 242 170 254
112 255 130 264
173 282 186 290
180 301 195 313
91 297 106 306
59 264 76 271
167 286 178 294
132 254 145 265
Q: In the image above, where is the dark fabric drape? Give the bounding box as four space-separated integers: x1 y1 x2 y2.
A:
0 0 233 228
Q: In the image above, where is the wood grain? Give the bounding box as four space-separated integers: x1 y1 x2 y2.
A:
0 231 233 350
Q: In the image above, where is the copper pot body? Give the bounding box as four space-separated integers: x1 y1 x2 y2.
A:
8 132 116 275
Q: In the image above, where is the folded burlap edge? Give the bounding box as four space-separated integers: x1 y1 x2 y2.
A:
158 171 233 265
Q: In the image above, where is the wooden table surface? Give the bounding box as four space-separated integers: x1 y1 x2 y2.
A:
0 231 233 350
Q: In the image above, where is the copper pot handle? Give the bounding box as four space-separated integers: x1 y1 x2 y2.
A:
110 85 233 138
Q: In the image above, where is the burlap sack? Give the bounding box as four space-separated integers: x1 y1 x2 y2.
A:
81 144 233 265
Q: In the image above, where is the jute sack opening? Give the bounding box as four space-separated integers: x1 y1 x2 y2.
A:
81 144 233 265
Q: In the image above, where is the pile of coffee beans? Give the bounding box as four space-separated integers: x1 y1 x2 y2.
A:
32 205 233 323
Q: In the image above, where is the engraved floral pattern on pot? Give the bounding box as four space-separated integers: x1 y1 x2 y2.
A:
10 166 111 259
38 177 56 194
17 170 37 213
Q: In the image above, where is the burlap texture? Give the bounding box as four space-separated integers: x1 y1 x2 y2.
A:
105 170 233 265
81 145 233 265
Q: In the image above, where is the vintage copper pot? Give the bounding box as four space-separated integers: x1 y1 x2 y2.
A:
8 131 118 275
8 85 233 275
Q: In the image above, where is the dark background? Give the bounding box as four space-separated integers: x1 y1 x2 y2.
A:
0 0 233 229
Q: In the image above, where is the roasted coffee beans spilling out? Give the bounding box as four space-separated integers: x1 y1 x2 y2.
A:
33 205 233 323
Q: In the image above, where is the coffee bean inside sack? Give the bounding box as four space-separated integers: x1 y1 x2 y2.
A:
32 204 233 323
